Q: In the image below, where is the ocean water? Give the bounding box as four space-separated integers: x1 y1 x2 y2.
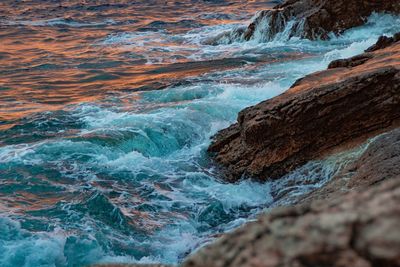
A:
1 1 400 266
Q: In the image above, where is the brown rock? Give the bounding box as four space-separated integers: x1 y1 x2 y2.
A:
243 0 400 41
208 38 400 182
183 166 400 267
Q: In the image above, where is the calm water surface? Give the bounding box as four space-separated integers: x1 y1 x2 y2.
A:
0 1 399 266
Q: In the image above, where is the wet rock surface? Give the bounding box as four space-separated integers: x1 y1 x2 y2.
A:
243 0 400 41
208 36 400 182
185 128 400 267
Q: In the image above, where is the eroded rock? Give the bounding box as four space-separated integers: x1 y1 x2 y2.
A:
183 148 400 267
208 37 400 182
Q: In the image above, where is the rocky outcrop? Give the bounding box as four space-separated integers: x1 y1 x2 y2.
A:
243 0 400 41
365 32 400 52
183 169 400 267
208 37 400 182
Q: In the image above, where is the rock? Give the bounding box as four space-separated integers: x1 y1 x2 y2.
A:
327 54 374 69
365 32 400 52
182 175 400 267
243 0 400 41
208 38 400 182
300 127 400 203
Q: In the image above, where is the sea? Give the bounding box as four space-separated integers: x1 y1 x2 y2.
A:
0 1 399 266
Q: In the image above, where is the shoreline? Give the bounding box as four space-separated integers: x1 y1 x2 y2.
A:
101 0 400 265
95 33 400 266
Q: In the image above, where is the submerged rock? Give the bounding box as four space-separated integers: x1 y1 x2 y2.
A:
243 0 400 41
208 35 400 182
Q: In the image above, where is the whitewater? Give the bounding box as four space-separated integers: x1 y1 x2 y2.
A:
0 1 400 266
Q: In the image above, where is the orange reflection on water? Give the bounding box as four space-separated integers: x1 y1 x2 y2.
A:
0 0 276 128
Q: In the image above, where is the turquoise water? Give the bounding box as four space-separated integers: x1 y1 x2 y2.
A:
1 1 400 265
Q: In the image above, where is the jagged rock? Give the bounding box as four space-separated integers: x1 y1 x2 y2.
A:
243 0 400 41
183 175 400 267
208 38 400 182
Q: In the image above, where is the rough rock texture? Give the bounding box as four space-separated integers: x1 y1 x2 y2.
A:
183 176 400 267
184 129 400 267
208 38 400 182
243 0 400 41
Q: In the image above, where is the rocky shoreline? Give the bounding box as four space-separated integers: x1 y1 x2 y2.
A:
181 36 400 267
243 0 400 41
97 0 400 266
208 33 400 182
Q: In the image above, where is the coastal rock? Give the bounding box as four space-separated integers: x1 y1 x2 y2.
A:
365 32 400 52
183 175 400 267
243 0 400 41
208 37 400 182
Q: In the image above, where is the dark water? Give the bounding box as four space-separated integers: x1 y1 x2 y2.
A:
1 1 400 266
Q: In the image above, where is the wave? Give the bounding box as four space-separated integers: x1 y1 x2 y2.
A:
1 10 400 267
205 13 400 45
